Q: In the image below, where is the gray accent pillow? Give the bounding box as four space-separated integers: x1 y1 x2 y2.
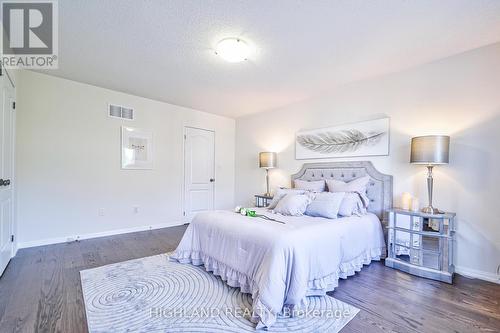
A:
267 188 305 209
326 175 370 193
327 176 370 216
273 193 313 216
337 193 368 217
305 192 345 219
294 179 326 192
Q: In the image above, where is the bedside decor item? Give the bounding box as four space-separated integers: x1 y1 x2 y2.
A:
386 208 456 283
411 197 420 212
121 127 153 169
254 194 273 208
295 118 389 159
259 152 277 196
410 135 450 214
401 192 412 210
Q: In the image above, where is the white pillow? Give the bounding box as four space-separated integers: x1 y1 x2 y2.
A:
326 175 370 193
305 192 345 219
273 193 312 216
327 176 371 216
267 188 305 209
337 193 367 217
294 179 326 192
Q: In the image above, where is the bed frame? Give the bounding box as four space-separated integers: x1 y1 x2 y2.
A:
291 161 393 224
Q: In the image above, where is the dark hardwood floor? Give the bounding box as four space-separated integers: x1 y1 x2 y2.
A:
0 225 498 333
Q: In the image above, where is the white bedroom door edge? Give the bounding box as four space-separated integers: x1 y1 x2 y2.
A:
0 64 16 277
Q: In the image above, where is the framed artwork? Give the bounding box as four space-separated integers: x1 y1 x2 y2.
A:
295 117 390 159
121 126 153 169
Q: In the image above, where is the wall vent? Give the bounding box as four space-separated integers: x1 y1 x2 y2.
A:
108 104 134 120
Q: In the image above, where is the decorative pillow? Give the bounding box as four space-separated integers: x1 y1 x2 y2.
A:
273 193 312 216
305 192 345 219
294 179 326 192
267 188 305 209
338 192 368 217
327 176 371 216
326 175 370 193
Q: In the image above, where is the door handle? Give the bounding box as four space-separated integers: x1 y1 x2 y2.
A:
209 178 215 183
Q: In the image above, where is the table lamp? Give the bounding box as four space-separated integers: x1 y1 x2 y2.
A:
410 135 450 214
259 152 276 196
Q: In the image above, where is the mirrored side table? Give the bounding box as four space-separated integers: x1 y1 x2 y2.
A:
385 208 456 283
254 194 273 208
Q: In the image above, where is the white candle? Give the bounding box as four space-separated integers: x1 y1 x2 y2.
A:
401 192 412 210
411 197 420 212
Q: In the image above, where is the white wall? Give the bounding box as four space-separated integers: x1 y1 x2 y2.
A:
235 43 500 282
16 71 235 247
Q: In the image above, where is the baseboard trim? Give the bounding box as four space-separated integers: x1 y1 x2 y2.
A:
455 265 500 284
17 221 185 249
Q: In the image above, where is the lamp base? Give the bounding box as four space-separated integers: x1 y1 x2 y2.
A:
421 206 445 215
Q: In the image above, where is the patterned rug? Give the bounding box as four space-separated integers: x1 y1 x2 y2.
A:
80 253 359 332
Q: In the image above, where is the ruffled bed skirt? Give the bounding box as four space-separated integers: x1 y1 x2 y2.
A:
307 247 386 296
172 250 257 294
171 251 276 326
170 246 386 328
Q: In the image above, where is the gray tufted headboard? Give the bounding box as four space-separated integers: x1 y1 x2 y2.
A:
291 161 393 223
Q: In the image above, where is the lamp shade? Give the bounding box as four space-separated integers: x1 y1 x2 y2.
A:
410 135 450 164
259 152 277 168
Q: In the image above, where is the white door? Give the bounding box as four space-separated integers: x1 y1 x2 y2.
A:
0 67 15 277
184 127 215 221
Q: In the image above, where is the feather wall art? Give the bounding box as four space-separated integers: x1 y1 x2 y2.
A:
295 118 389 159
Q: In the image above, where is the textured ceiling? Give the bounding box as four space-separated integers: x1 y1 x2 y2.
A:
39 0 500 118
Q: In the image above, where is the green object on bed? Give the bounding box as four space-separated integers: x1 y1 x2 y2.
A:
247 210 257 217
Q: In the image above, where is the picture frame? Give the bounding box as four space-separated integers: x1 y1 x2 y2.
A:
295 117 390 159
121 126 153 169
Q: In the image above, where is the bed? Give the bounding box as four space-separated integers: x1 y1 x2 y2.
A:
171 161 393 329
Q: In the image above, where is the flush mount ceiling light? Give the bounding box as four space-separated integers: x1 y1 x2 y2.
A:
215 38 253 63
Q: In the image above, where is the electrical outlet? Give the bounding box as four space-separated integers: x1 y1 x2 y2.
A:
98 208 105 216
133 206 140 214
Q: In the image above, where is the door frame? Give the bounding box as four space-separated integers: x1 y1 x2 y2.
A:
182 126 216 223
0 64 16 264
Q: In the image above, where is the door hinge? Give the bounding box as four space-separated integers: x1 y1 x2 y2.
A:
10 235 14 242
183 211 186 216
184 134 186 140
12 101 15 110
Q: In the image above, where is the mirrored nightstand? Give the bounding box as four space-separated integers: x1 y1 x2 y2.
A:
385 208 456 283
254 194 273 208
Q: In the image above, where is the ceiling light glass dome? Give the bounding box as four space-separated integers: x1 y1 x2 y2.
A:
215 38 253 63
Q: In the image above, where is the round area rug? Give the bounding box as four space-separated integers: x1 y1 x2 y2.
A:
80 253 359 332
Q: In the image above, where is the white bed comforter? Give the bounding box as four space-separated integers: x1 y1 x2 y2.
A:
170 208 385 328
